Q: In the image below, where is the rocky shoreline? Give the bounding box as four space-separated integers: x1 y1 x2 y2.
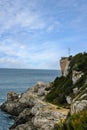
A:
1 53 87 130
0 82 69 130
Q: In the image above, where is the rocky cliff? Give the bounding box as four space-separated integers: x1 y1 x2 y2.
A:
0 82 69 130
46 52 87 130
0 52 87 130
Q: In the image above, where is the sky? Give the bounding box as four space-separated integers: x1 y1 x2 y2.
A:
0 0 87 69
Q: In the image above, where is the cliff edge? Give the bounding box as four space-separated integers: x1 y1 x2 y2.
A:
46 52 87 130
0 52 87 130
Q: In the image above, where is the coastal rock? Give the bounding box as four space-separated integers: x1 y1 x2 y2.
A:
10 121 37 130
1 101 32 116
1 81 69 130
7 92 19 102
33 81 47 92
10 108 34 129
0 92 21 115
1 100 20 115
31 81 49 98
1 91 34 116
11 102 68 130
33 109 67 130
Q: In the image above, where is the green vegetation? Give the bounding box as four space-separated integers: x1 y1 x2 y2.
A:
67 110 87 130
46 52 87 106
47 52 87 130
53 110 87 130
74 84 87 101
46 52 87 130
69 52 87 73
46 76 73 106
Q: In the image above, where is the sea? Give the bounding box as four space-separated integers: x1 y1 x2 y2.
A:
0 68 60 130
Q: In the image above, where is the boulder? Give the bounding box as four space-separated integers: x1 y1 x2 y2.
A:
66 96 72 104
73 87 78 95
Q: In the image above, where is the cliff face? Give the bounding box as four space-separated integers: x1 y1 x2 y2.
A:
46 53 87 108
0 52 87 130
60 57 69 77
46 52 87 130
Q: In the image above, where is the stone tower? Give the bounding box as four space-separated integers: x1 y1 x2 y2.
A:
60 57 69 77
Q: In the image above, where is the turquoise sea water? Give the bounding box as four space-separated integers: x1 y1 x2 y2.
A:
0 69 60 130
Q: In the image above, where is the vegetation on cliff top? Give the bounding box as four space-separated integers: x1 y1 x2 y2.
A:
46 52 87 130
46 52 87 106
69 52 87 73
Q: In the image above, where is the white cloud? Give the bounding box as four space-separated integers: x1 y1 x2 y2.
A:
0 0 87 69
0 39 66 69
15 11 46 29
0 0 63 34
0 0 46 34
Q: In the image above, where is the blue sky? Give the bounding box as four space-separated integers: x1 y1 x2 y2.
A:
0 0 87 69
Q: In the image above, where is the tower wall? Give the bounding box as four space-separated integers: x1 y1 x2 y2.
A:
60 57 69 76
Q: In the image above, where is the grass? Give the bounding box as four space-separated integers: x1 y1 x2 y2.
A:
53 110 87 130
67 110 87 130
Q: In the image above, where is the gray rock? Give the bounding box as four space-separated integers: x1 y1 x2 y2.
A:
10 121 37 130
66 96 72 104
73 87 78 95
7 92 19 102
71 100 87 115
1 82 69 130
80 93 87 99
72 71 84 84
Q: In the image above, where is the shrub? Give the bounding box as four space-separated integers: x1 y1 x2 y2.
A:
67 110 87 130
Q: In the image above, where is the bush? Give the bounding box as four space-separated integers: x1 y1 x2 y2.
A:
46 76 72 106
67 110 87 130
54 110 87 130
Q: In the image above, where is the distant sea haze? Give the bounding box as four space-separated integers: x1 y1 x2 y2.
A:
0 68 60 130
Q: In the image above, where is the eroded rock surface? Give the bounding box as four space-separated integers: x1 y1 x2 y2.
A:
1 82 69 130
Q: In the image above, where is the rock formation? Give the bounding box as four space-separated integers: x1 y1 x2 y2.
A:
1 82 69 130
72 70 84 84
1 52 87 130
